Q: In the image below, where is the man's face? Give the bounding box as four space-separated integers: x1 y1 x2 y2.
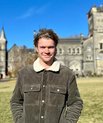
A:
36 37 56 65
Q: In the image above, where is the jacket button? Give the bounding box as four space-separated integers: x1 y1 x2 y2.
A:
57 89 60 92
41 116 44 119
42 100 45 103
43 85 45 87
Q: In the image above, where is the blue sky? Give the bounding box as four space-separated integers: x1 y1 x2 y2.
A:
0 0 103 49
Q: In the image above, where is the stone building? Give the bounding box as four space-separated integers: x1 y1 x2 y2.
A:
83 5 103 75
0 27 7 78
56 5 103 76
0 5 103 78
56 36 87 76
8 44 35 77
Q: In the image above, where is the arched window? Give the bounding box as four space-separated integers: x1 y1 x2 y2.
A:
68 48 71 54
86 55 92 61
100 43 103 49
77 48 80 54
59 48 62 54
72 48 75 54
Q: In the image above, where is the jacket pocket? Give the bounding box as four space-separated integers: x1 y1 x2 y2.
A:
49 85 67 107
24 84 41 105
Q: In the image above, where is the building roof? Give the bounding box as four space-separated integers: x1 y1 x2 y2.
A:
59 37 87 44
88 5 103 18
0 27 7 43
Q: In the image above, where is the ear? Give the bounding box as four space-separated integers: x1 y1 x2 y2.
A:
35 47 38 53
55 48 57 56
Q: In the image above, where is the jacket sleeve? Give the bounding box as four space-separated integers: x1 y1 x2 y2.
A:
65 74 83 123
10 72 24 123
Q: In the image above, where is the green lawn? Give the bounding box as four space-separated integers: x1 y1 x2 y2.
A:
0 79 15 123
77 77 103 123
0 77 103 123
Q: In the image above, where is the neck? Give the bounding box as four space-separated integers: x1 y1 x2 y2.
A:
39 59 54 69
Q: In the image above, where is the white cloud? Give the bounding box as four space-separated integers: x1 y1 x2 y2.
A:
35 4 49 14
17 7 35 19
17 3 50 20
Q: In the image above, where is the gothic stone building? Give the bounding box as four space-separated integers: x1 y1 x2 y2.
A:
8 44 35 77
56 5 103 76
0 5 103 78
56 37 86 76
85 6 103 75
0 28 7 78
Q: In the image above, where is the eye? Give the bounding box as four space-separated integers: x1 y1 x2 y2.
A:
48 46 55 49
40 46 46 49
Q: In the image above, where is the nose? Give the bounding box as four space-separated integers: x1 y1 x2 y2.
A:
45 47 49 53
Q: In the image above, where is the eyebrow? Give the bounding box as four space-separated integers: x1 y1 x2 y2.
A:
40 46 55 48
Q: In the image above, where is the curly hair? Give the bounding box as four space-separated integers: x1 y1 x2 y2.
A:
34 28 59 47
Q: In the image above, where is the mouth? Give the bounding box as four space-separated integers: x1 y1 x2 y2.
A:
43 55 52 58
43 56 51 58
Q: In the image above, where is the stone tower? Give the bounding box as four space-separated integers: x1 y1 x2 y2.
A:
0 27 8 78
87 5 103 75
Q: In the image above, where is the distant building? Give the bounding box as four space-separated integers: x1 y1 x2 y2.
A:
8 44 35 77
56 36 87 76
0 27 7 78
56 5 103 76
84 5 103 75
0 5 103 78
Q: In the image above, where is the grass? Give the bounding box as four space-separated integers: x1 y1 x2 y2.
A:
0 79 15 123
0 77 103 123
77 77 103 123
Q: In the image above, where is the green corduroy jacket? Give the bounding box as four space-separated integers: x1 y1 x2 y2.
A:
10 65 83 123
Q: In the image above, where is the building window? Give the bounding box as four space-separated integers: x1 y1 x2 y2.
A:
77 48 80 54
100 43 103 49
86 55 92 61
87 46 92 52
72 48 75 54
59 48 63 54
68 48 71 54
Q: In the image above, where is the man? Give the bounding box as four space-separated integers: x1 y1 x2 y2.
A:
10 28 83 123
